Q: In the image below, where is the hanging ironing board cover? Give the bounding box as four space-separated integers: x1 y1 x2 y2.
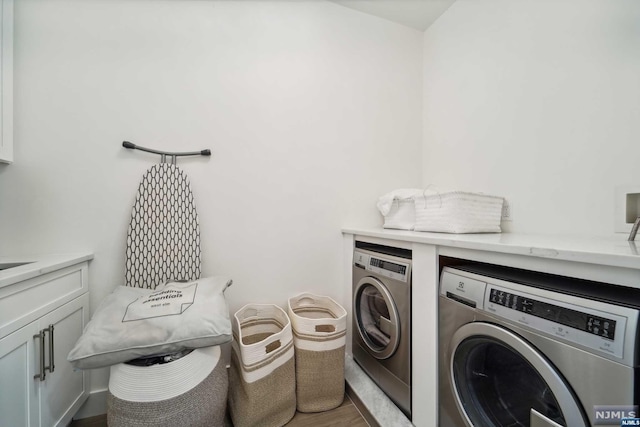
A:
125 163 201 289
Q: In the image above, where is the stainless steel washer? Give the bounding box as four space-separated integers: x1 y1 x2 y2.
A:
439 263 640 427
352 241 411 418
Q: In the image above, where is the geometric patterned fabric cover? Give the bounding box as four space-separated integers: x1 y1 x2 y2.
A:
125 163 201 289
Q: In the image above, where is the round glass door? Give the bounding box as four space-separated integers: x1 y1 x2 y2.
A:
354 277 400 359
450 323 587 427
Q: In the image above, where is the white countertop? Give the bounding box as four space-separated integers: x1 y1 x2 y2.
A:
0 252 94 289
342 227 640 270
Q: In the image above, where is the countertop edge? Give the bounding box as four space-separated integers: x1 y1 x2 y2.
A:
342 228 640 271
0 252 94 289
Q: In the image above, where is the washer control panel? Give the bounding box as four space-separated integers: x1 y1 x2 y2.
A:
488 288 617 340
485 284 627 359
354 251 410 283
441 267 635 361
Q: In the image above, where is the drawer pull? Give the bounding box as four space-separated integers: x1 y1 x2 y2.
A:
33 325 55 381
33 330 46 381
46 325 55 374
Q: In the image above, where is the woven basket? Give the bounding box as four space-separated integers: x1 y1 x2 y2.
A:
107 346 227 427
382 199 416 230
228 304 296 427
414 191 504 233
288 293 347 413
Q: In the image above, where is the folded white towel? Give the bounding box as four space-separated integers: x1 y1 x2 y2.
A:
376 188 438 216
376 188 424 216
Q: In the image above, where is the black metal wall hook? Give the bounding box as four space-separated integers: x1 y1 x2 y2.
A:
122 141 211 164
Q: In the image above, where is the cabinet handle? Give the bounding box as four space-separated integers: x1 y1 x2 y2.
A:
46 324 55 374
33 330 46 381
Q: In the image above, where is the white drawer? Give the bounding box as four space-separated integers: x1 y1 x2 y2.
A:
0 262 88 339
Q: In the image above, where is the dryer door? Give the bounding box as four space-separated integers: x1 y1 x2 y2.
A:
449 322 588 427
354 277 400 360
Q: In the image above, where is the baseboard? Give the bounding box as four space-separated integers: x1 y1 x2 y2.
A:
72 389 108 420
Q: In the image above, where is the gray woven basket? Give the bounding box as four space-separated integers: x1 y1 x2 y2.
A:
107 347 228 427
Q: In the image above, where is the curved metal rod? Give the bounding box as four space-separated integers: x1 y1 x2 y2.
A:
122 141 211 158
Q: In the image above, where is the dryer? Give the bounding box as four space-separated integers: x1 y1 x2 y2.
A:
352 241 411 418
439 263 640 427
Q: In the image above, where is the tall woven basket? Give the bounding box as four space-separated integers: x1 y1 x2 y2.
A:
228 304 296 427
288 293 347 413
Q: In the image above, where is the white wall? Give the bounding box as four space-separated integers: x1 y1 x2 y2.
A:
423 0 640 235
0 0 422 391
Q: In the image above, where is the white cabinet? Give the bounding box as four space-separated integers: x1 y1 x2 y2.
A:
0 261 90 427
0 0 13 163
0 317 40 427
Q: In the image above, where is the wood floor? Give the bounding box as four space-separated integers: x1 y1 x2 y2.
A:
69 394 369 427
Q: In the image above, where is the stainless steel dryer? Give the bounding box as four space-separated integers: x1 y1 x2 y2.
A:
439 263 640 427
352 241 411 418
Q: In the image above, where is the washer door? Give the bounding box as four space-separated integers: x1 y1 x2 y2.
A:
354 277 400 359
450 323 588 427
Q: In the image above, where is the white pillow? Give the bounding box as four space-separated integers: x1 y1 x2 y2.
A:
68 276 232 370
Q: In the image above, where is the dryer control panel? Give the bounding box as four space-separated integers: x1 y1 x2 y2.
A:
354 251 410 283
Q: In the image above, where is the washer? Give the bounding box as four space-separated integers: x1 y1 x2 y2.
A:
352 241 411 418
439 263 640 427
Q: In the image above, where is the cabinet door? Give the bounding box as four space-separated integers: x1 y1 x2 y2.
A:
0 321 41 427
38 293 89 427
